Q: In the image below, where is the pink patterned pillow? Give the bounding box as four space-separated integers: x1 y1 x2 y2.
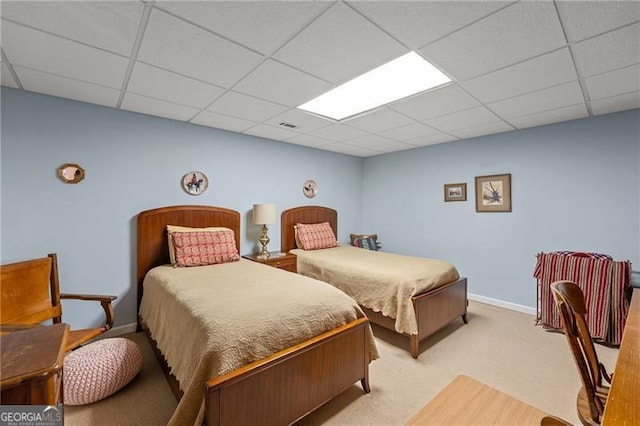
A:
171 230 240 267
296 222 337 250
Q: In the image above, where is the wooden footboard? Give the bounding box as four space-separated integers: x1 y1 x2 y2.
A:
205 317 371 426
142 317 371 426
362 277 468 358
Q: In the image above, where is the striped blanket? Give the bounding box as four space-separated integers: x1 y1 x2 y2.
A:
534 251 631 345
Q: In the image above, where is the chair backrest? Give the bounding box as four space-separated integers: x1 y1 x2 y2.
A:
1 254 62 325
550 280 607 424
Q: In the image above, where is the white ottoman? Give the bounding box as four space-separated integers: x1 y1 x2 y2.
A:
64 337 142 405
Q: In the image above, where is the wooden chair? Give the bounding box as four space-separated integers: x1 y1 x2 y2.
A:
550 280 612 426
541 415 574 426
1 253 116 351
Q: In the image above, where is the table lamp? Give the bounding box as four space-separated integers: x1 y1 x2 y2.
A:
253 204 276 258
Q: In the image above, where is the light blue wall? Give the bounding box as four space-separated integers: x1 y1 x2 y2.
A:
3 87 638 327
362 109 640 309
1 88 363 329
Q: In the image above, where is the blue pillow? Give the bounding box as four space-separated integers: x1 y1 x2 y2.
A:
350 233 380 251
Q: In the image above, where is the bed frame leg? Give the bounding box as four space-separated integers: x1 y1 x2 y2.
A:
360 377 371 393
410 335 419 359
462 313 468 324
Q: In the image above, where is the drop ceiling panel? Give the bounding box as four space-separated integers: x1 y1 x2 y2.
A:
121 92 200 121
348 1 509 49
460 48 578 104
137 8 263 87
233 59 333 107
555 1 640 42
285 134 334 148
344 134 401 149
155 1 328 55
489 81 585 119
264 109 333 133
379 122 442 141
420 1 566 80
15 66 120 108
207 91 288 122
243 123 300 141
449 121 514 139
1 20 128 89
273 2 407 84
572 22 640 77
1 1 639 158
191 111 256 133
584 64 640 101
1 63 19 88
0 1 144 56
343 108 416 133
389 84 480 121
408 132 458 147
372 144 416 154
590 91 640 116
509 104 589 129
308 123 369 141
323 142 381 156
424 106 502 133
127 62 225 109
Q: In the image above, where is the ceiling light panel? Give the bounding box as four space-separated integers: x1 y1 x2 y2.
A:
297 52 451 120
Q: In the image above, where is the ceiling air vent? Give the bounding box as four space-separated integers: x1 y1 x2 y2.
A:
279 122 297 129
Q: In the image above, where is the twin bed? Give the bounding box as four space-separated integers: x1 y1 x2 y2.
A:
137 205 377 426
136 204 467 425
281 206 468 359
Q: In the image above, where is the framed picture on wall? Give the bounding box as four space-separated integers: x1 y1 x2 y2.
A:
475 173 511 212
444 183 467 202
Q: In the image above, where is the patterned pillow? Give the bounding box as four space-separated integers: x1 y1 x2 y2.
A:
296 222 337 250
167 225 231 264
171 230 240 267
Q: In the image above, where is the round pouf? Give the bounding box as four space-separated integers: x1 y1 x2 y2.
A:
64 337 142 405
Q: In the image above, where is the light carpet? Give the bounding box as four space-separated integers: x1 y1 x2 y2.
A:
64 301 618 425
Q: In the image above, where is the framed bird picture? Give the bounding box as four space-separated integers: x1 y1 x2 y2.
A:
475 174 511 212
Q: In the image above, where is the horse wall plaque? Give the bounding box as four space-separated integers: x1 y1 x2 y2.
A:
182 171 209 195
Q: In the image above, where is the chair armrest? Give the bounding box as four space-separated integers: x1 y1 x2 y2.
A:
60 293 117 330
60 293 116 302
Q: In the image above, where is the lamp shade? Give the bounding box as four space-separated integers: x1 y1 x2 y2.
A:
253 204 276 225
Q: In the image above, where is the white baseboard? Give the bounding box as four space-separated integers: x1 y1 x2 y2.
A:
468 293 536 316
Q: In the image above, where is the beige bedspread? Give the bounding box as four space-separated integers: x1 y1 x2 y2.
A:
292 245 460 335
139 259 378 426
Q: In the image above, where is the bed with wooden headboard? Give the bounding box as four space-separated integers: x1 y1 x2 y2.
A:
281 205 468 359
136 205 374 426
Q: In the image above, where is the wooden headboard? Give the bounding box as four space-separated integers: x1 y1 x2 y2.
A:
136 205 241 316
281 206 337 253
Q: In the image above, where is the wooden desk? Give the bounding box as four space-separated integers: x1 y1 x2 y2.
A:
1 323 69 405
406 375 552 425
602 288 640 425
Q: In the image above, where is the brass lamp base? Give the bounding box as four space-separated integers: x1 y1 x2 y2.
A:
258 224 270 258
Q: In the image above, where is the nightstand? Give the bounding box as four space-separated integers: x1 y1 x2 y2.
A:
242 252 297 273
